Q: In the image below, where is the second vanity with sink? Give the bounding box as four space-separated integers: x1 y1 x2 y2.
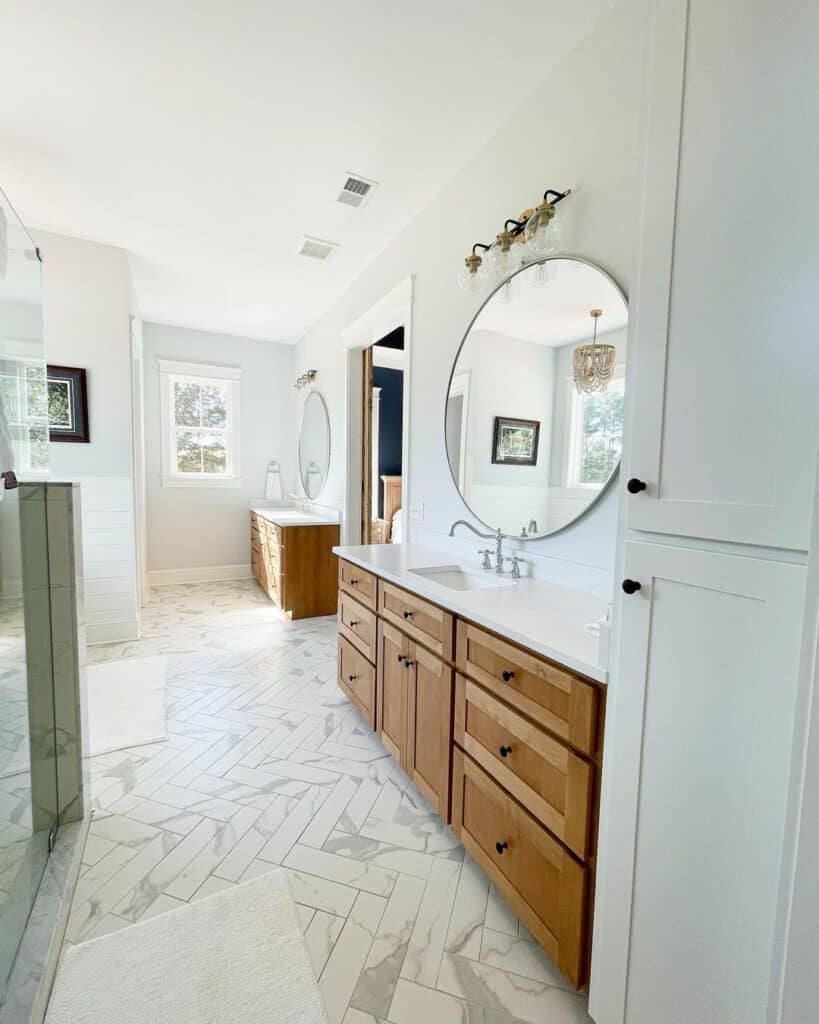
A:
333 541 608 990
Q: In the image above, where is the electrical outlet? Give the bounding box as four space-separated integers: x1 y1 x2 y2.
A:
410 498 424 521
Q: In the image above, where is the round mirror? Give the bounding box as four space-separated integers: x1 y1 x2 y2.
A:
298 391 330 499
445 257 627 539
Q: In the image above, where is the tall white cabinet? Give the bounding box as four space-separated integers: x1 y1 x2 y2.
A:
591 2 819 1022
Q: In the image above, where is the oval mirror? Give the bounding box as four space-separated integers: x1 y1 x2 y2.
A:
445 257 627 539
298 391 330 499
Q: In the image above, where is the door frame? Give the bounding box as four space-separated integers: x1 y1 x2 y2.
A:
341 276 413 545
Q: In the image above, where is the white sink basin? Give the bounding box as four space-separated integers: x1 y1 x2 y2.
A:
409 565 515 591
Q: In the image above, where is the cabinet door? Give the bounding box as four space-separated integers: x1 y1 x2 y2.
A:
594 540 805 1024
406 643 454 821
376 620 408 765
624 0 817 550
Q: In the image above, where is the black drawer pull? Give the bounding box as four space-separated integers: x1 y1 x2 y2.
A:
404 659 414 668
495 841 509 855
350 578 359 586
499 745 513 758
622 579 642 595
501 670 515 682
397 653 405 663
348 673 357 682
627 478 647 494
403 610 413 619
349 620 359 628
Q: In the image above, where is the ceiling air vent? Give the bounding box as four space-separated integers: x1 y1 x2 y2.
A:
297 235 338 261
337 173 378 208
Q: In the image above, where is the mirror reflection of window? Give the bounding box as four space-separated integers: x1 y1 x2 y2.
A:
445 258 627 539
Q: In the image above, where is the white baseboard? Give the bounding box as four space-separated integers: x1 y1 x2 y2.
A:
147 563 253 588
86 619 140 645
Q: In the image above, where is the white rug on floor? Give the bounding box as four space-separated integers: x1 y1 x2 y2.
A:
86 655 168 757
46 870 328 1024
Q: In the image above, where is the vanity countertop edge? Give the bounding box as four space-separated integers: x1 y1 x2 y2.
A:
333 543 609 684
251 506 340 527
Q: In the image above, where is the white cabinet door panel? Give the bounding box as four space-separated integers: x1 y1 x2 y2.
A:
614 540 804 1024
625 0 819 550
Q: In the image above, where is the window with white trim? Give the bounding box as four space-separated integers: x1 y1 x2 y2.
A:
0 353 49 476
566 370 625 489
159 360 241 487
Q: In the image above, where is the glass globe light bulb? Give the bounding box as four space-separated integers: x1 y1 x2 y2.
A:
486 233 518 279
525 202 562 256
457 253 485 292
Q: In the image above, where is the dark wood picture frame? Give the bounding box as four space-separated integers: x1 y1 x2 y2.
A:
491 416 540 466
47 365 90 443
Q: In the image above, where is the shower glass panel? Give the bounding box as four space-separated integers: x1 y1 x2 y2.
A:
0 189 58 1000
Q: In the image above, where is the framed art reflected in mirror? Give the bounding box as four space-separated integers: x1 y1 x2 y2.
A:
47 365 89 443
492 417 540 466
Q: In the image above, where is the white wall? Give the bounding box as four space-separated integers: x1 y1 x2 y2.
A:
143 322 296 578
294 0 648 589
35 231 139 642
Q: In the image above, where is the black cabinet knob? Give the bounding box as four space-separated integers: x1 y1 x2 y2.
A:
501 670 515 682
350 578 359 586
349 620 359 628
627 478 647 494
495 841 509 855
499 745 513 758
403 610 413 619
622 579 642 595
397 653 405 663
348 674 357 682
404 660 414 669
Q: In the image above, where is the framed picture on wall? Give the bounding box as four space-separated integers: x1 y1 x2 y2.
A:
492 416 539 466
47 365 89 443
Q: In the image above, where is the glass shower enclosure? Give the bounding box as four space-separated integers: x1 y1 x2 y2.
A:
0 189 58 1000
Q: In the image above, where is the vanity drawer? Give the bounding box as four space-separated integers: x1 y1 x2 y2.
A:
456 621 598 756
454 675 593 859
338 591 376 663
338 559 377 611
337 635 376 729
379 581 454 661
452 748 588 989
263 520 283 548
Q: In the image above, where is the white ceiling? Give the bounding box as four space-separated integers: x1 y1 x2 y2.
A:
0 1 611 344
473 258 628 346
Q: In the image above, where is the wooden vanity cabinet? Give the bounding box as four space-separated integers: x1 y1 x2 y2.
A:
334 556 605 990
251 513 339 619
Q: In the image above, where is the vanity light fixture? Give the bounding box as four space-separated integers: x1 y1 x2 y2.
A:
573 309 615 394
294 369 318 391
457 187 571 291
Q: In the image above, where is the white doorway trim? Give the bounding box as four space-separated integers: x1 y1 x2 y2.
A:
341 276 413 545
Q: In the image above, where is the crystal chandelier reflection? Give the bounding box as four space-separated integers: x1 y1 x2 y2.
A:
573 309 615 394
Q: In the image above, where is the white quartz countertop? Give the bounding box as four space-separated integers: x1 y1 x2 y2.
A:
333 543 608 684
251 507 339 527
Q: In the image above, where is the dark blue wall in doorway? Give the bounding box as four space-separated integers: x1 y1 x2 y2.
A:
373 366 403 518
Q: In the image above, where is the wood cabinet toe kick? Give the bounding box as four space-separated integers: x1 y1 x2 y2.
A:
334 556 605 991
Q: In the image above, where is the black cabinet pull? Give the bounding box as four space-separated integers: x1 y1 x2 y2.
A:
349 620 359 628
501 670 515 682
499 745 513 758
622 579 642 595
495 841 509 855
404 659 414 668
348 674 357 682
350 578 359 586
397 653 405 663
627 478 647 494
403 610 413 619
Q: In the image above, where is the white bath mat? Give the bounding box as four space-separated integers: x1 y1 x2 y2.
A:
86 655 168 757
46 870 327 1024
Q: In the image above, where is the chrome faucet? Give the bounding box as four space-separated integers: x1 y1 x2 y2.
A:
449 520 506 574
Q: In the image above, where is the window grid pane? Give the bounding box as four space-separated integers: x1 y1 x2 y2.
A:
171 374 231 476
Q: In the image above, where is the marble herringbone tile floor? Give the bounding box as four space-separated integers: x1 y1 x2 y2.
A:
67 580 592 1024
